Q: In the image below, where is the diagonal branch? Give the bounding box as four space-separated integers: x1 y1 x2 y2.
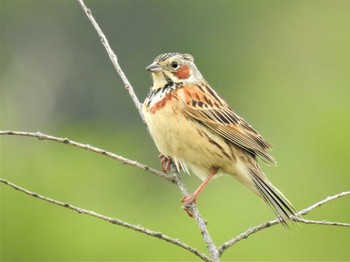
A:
76 0 220 260
172 164 220 261
2 1 348 261
0 178 210 262
218 218 280 256
294 217 350 227
2 128 349 260
218 191 350 256
77 0 143 121
296 191 350 217
0 130 175 184
1 128 219 261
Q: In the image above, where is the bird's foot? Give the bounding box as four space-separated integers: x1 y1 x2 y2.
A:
181 194 197 217
159 154 182 173
159 154 172 173
181 194 197 205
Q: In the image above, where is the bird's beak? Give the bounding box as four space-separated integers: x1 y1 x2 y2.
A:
146 62 163 72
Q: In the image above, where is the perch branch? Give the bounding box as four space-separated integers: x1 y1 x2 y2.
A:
218 191 350 256
2 1 348 261
1 128 220 260
2 129 349 260
172 164 220 261
0 178 210 262
76 0 220 260
0 130 175 184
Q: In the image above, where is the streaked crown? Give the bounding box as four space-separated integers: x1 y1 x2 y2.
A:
146 53 204 88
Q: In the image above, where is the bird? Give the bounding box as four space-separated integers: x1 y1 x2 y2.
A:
142 52 296 223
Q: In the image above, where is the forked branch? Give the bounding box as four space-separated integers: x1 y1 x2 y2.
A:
76 0 220 260
1 0 349 261
218 191 350 255
1 130 349 260
0 178 210 262
0 173 348 260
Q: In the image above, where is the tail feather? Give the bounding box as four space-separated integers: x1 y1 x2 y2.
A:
249 169 296 225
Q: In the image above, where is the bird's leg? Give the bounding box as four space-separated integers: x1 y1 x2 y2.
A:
159 154 172 173
159 154 182 173
181 167 218 214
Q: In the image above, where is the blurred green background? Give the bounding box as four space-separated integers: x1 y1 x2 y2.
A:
1 0 350 261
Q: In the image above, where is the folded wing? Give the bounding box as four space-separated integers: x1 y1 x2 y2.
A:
180 84 276 165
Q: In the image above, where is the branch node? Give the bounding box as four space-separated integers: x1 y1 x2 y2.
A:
111 219 119 225
154 232 163 237
36 132 44 140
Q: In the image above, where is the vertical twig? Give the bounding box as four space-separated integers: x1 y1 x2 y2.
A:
77 0 143 120
173 166 220 261
77 0 220 260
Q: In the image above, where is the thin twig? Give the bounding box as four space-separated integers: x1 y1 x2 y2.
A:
2 172 348 260
218 218 280 256
2 1 348 261
218 191 350 256
77 0 143 121
294 217 350 227
0 178 210 262
296 191 350 217
76 0 220 260
0 133 218 261
172 164 220 262
0 130 175 184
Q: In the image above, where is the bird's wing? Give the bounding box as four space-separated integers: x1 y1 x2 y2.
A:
179 84 276 165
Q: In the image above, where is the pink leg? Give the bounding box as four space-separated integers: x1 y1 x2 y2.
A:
181 167 218 207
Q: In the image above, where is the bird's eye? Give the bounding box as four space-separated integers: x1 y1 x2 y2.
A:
171 61 179 69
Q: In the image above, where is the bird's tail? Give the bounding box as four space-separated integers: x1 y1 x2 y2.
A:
249 169 297 225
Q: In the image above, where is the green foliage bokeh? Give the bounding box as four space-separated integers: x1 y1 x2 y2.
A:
1 1 349 261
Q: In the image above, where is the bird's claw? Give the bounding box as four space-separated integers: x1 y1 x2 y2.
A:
159 154 182 173
159 154 172 173
181 194 197 217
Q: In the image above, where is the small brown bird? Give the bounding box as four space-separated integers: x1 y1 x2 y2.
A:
142 53 296 223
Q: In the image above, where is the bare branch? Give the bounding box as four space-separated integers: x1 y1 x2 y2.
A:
1 129 220 260
218 191 350 256
0 130 175 184
171 164 220 261
1 128 220 260
77 0 143 121
76 0 220 260
3 1 348 261
3 0 221 257
294 217 350 227
2 171 348 261
296 191 350 217
0 178 210 262
218 218 280 255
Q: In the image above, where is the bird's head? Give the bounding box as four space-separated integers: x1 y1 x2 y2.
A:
146 53 203 88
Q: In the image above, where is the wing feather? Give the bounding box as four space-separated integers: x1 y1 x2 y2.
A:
180 84 276 164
